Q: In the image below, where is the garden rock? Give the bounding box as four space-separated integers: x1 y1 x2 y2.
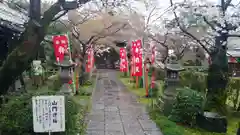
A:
196 112 227 133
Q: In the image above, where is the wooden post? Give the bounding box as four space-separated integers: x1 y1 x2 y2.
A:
145 68 148 97
75 67 79 92
136 76 138 88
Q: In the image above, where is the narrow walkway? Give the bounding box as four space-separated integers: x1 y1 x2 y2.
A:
86 69 163 135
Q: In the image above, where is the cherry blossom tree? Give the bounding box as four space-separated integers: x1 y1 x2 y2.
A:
68 1 129 60
0 0 92 95
169 0 240 114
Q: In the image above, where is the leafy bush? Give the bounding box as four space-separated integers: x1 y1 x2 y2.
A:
227 78 240 110
0 90 85 135
179 71 207 93
148 83 159 98
79 86 92 96
150 109 184 135
47 74 62 91
184 60 195 66
179 70 240 110
84 80 92 86
155 68 165 80
168 88 204 126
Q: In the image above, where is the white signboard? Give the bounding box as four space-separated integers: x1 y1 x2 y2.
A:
32 96 65 133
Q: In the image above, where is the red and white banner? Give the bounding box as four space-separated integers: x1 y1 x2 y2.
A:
86 48 94 72
134 40 143 76
120 48 128 72
132 39 143 76
52 35 69 62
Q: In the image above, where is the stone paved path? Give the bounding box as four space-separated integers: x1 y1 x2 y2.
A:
86 69 163 135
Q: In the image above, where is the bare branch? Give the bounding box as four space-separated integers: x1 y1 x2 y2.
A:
151 5 172 24
145 6 157 29
223 0 232 11
52 10 68 22
203 16 217 31
169 0 210 54
43 39 53 44
91 23 127 43
148 33 168 48
227 34 240 37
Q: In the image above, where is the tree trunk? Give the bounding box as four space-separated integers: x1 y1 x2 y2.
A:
206 36 229 115
0 2 62 95
19 74 26 91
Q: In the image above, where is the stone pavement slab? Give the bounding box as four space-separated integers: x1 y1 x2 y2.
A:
86 70 163 135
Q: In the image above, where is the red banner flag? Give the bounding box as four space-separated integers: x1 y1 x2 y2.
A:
52 35 69 62
120 48 127 72
86 48 94 72
133 39 143 76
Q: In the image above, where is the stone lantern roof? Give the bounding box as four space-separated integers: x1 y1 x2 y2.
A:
54 55 75 69
165 63 184 71
165 55 184 71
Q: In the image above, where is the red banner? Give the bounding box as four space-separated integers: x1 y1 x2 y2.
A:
86 48 94 72
52 35 69 62
120 48 127 72
133 39 143 76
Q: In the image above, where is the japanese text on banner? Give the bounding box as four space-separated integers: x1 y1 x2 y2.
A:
119 48 127 72
132 40 142 76
52 35 69 62
86 48 94 72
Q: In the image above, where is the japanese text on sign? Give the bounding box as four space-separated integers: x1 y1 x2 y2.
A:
32 96 65 133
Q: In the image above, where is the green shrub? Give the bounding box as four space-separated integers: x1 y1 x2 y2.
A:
148 83 159 98
179 70 240 109
179 71 207 93
84 80 92 86
82 72 89 83
150 110 184 135
226 78 240 110
168 88 204 126
79 87 92 96
155 68 165 80
47 74 62 91
0 90 85 135
184 60 195 66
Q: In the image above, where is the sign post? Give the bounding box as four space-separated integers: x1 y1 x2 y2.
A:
32 96 65 134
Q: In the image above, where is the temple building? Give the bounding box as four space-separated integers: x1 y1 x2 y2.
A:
227 49 240 77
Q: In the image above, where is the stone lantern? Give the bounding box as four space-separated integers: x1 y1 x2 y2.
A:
162 55 184 116
55 55 74 95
